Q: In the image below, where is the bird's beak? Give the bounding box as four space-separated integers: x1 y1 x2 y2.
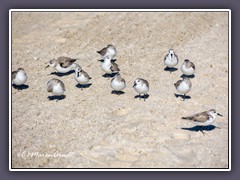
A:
45 65 49 68
133 82 136 88
217 113 223 117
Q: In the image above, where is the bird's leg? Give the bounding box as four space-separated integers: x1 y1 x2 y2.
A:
199 126 205 135
183 94 186 101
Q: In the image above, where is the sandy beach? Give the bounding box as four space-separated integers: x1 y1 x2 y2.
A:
11 11 229 168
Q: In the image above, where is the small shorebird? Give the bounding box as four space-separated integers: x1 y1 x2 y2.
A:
12 68 28 89
164 49 179 73
47 78 65 101
174 77 192 100
181 59 195 77
74 66 92 89
133 78 149 101
182 109 223 134
110 73 126 95
101 56 120 76
97 44 116 59
45 56 79 74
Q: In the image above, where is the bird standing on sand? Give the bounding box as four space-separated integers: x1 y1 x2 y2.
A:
133 78 149 101
174 77 192 100
181 59 195 76
182 109 223 134
164 49 179 72
47 78 65 101
97 44 116 59
12 68 28 86
46 56 79 74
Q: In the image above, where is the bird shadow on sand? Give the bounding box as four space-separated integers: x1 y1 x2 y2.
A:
48 70 75 77
164 67 178 73
98 59 117 63
111 90 125 95
12 84 29 90
76 83 92 89
181 125 219 133
134 94 150 101
180 74 195 79
174 93 191 100
102 73 117 78
47 95 66 101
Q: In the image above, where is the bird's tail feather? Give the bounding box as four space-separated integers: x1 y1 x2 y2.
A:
181 116 193 120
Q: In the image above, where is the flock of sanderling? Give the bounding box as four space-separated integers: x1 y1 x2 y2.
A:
12 44 223 134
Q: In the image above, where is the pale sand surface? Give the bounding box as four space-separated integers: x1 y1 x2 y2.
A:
11 12 229 168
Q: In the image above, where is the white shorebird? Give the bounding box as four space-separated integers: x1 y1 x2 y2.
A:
97 44 116 59
47 78 65 101
74 66 92 89
133 78 149 101
46 56 79 74
174 77 192 100
182 109 223 134
164 49 179 73
110 73 126 94
181 59 195 76
12 68 28 86
100 56 120 76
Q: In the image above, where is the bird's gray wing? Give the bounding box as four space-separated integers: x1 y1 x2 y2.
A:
182 111 209 122
58 80 65 91
97 47 107 56
174 80 182 88
12 71 17 81
58 57 77 68
82 70 91 79
164 54 168 61
120 78 126 83
141 79 149 88
47 80 54 92
191 62 196 70
110 62 120 72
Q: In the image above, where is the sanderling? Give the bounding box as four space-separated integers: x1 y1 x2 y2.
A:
110 73 126 95
174 77 192 100
46 56 79 74
182 109 223 134
101 56 120 76
133 78 149 101
164 49 179 73
181 59 195 77
97 44 116 59
74 66 92 89
12 68 28 90
47 78 65 101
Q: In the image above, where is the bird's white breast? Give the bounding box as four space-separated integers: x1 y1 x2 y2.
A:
75 73 89 84
181 64 195 75
52 83 64 95
111 79 126 91
164 56 178 67
101 62 112 74
134 84 149 94
177 81 191 94
13 72 27 85
55 64 73 73
107 49 116 58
